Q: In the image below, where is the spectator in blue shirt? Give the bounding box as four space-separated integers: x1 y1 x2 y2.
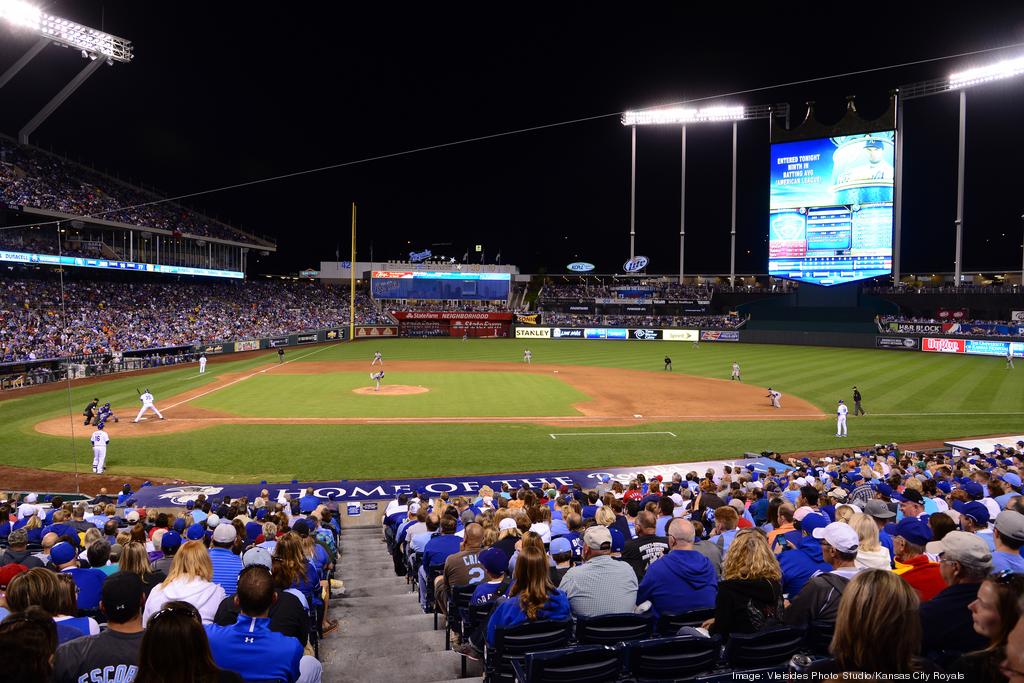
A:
298 487 320 515
992 511 1024 573
206 566 312 683
636 518 717 619
655 496 675 536
486 544 570 647
208 524 243 597
419 515 462 609
777 513 831 597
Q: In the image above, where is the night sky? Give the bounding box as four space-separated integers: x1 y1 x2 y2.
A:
1 3 1023 276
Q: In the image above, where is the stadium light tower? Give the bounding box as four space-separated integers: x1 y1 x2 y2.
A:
0 0 133 143
620 103 785 286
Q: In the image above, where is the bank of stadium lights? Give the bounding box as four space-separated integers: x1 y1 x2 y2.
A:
621 105 746 126
0 0 133 63
948 55 1024 89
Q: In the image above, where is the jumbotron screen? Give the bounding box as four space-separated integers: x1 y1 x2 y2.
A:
768 131 895 286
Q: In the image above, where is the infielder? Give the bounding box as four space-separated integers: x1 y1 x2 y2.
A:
766 388 781 409
523 349 532 364
371 351 383 366
852 386 865 415
199 354 208 374
133 389 165 423
90 426 110 474
731 362 741 381
370 369 385 392
1008 350 1015 369
836 399 849 437
664 356 672 371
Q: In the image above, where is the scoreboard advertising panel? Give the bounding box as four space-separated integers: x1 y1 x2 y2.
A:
769 131 894 286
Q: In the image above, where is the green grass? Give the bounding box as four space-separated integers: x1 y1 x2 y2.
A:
193 371 587 417
3 338 1022 483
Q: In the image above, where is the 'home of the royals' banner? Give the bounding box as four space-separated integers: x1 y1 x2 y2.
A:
131 457 791 509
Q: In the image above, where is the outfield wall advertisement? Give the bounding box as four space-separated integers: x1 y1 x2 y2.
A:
515 327 704 342
922 337 1024 357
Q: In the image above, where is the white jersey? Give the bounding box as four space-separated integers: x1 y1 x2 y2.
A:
140 392 154 406
732 363 740 374
770 391 781 400
837 404 849 418
199 355 207 364
90 429 110 448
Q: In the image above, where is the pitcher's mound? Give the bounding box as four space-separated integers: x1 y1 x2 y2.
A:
352 385 430 396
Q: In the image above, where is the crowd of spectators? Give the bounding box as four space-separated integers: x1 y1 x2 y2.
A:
0 138 272 248
538 282 712 301
0 277 393 362
878 315 1024 337
383 441 1024 677
541 312 746 329
0 486 340 682
868 284 1024 295
380 300 513 312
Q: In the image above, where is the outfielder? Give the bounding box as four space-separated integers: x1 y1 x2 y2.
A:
1008 349 1015 369
133 389 165 423
90 426 110 474
199 354 208 374
664 356 672 371
766 388 781 409
372 351 383 366
370 369 385 392
523 349 532 364
731 362 741 381
836 399 848 437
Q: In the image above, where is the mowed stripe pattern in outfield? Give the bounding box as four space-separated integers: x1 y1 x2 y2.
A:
4 338 1023 482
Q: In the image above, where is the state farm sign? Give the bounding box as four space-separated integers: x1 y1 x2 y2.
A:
922 337 965 354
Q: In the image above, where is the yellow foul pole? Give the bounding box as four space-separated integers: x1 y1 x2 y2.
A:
349 202 356 342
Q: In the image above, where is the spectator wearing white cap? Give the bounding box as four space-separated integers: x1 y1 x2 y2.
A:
209 523 243 597
919 531 993 660
784 521 862 630
992 511 1024 573
558 526 637 618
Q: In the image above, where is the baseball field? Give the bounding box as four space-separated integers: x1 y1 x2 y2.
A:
6 338 1023 484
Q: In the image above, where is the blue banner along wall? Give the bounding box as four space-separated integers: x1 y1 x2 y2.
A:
131 457 792 508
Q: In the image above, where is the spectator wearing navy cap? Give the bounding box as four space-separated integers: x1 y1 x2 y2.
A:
992 511 1024 573
470 547 510 606
153 530 182 574
919 531 993 661
549 537 573 585
893 488 928 522
892 518 944 602
777 513 831 597
52 541 106 612
956 501 995 551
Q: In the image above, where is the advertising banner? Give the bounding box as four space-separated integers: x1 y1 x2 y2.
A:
937 308 969 320
890 322 943 334
629 328 662 340
584 328 628 339
392 311 513 321
551 328 584 339
964 340 1013 357
1012 311 1024 322
876 336 919 350
567 304 594 313
324 329 343 341
296 333 318 344
515 327 551 339
268 337 289 348
235 340 260 352
922 337 965 354
700 330 740 342
130 457 792 507
193 343 231 354
515 313 541 325
354 326 398 338
663 329 699 342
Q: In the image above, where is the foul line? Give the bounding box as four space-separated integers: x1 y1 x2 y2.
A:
550 431 677 440
162 345 337 411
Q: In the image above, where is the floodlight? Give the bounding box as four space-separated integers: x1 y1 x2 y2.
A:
621 105 746 126
0 0 133 62
949 55 1024 89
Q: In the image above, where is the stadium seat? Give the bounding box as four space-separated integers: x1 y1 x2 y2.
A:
722 625 806 669
656 608 716 636
510 644 622 683
621 635 722 682
803 619 835 655
574 612 653 645
445 584 477 650
484 619 573 683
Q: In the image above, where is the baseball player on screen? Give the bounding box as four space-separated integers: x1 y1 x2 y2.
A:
199 353 208 374
731 362 741 381
836 399 849 437
766 388 781 409
372 351 383 366
370 369 385 392
133 389 165 423
90 426 110 474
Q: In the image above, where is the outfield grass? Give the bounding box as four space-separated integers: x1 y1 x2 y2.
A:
4 338 1022 483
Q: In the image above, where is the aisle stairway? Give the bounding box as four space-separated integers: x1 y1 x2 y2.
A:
321 526 484 682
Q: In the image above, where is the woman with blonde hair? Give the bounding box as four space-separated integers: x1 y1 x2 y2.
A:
834 504 857 525
23 512 44 543
849 513 891 570
706 530 784 640
830 569 928 674
120 540 167 596
485 544 570 647
142 540 225 625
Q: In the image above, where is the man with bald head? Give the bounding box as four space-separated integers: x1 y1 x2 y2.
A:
435 522 485 615
636 518 717 618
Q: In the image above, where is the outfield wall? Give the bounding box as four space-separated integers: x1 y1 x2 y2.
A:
193 327 348 355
